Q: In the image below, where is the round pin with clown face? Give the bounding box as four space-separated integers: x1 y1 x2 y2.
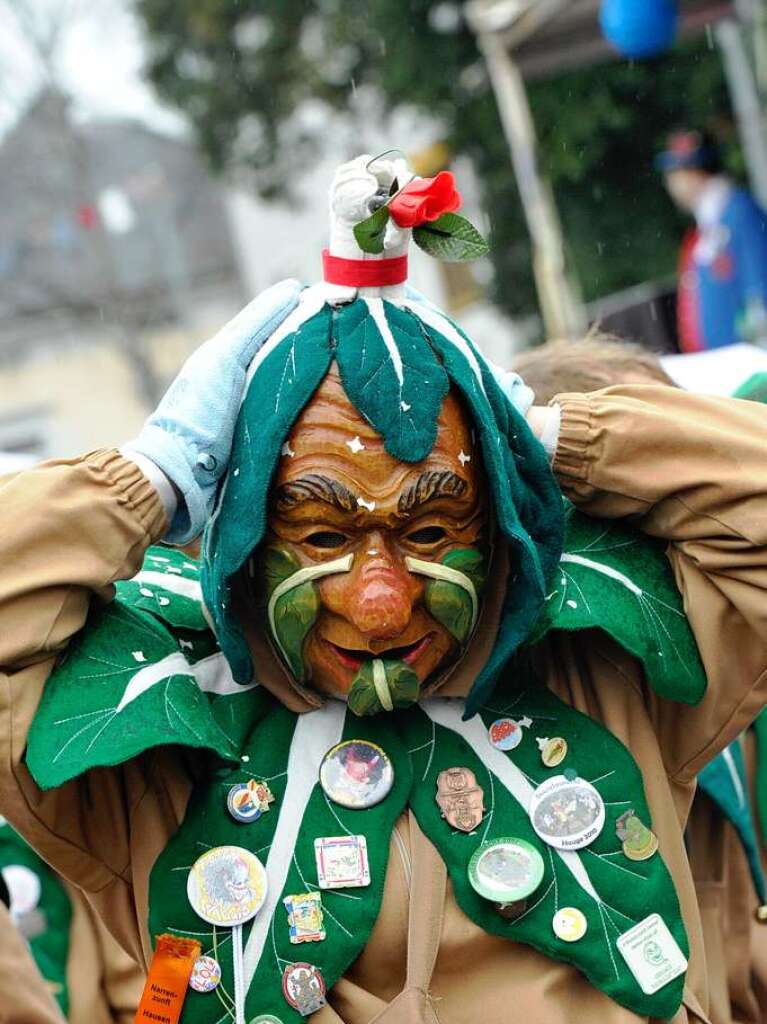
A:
187 846 267 927
319 739 394 809
529 774 605 851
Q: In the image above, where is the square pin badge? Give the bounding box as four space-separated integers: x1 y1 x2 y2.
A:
314 834 370 889
616 913 688 995
284 891 326 944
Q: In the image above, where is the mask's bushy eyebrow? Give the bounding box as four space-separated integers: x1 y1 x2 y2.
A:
398 470 467 516
276 474 357 514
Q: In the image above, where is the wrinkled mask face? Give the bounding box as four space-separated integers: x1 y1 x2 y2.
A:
250 364 489 715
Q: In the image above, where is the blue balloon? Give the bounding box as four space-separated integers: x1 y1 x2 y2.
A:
599 0 678 59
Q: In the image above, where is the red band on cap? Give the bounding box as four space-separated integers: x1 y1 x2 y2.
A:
322 249 408 287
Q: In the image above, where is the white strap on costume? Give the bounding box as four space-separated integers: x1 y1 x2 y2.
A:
243 700 347 989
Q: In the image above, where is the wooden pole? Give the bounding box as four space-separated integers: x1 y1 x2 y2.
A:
477 29 586 339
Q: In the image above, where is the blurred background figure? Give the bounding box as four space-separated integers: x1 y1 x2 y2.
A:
0 817 144 1023
658 129 767 352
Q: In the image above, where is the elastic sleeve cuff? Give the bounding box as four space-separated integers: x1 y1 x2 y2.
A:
84 449 168 542
550 393 594 495
120 449 178 525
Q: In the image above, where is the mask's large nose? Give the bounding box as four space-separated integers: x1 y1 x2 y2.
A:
329 533 419 642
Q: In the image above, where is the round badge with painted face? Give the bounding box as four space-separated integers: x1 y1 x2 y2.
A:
189 955 222 993
319 740 394 809
488 718 523 752
552 906 588 942
468 837 545 904
187 846 267 927
529 774 605 851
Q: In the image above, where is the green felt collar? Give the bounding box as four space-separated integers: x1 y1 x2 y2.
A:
149 682 688 1022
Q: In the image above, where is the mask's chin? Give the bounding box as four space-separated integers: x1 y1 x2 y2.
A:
346 656 421 717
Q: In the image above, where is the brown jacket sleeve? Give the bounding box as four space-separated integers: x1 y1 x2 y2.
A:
0 451 167 896
552 384 767 781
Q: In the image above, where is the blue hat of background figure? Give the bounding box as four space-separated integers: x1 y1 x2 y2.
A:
655 129 723 173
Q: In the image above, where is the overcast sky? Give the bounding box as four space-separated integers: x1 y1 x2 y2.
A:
0 0 186 138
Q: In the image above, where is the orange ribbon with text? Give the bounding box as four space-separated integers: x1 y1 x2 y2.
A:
135 933 201 1024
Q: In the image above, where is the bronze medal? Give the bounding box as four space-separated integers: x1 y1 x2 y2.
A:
435 767 485 833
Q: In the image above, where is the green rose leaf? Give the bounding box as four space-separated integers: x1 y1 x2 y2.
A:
412 212 489 262
353 206 390 255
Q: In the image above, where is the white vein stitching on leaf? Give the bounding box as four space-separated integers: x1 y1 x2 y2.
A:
421 718 436 782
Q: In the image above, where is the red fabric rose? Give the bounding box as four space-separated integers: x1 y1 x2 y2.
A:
388 171 462 228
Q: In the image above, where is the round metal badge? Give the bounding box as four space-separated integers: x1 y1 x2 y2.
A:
227 780 272 823
319 739 394 810
488 718 523 751
282 962 327 1015
187 846 267 927
529 774 605 851
189 955 221 993
468 837 545 904
539 736 568 768
552 906 588 942
248 1017 284 1024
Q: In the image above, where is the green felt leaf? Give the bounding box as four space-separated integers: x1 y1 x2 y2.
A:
334 299 449 462
149 707 412 1024
117 545 208 632
412 212 489 262
403 682 689 1020
532 507 706 705
0 823 72 1016
353 206 389 254
347 659 420 716
26 547 248 790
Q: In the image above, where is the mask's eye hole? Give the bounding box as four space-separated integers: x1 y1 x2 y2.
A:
306 531 348 549
406 526 447 545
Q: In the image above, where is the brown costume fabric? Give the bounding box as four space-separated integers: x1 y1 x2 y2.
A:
65 881 145 1024
1 387 767 1022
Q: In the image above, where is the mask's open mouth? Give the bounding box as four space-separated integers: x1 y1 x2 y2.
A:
326 634 434 671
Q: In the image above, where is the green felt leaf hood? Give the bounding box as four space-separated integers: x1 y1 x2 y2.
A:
200 291 565 714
